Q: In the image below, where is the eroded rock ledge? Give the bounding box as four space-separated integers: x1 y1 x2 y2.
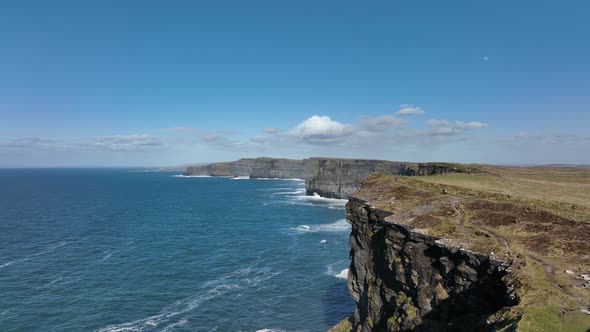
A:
342 197 518 331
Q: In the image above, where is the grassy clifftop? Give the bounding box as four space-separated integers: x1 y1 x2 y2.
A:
353 165 590 331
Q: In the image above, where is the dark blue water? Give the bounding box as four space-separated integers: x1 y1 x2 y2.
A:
0 169 354 332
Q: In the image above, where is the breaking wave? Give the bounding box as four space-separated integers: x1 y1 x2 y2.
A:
291 219 350 234
295 193 348 205
326 261 350 280
230 176 250 180
335 269 349 279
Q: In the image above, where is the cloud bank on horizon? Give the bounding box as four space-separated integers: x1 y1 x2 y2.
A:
1 103 588 167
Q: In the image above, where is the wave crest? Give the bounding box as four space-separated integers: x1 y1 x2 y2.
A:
290 219 350 234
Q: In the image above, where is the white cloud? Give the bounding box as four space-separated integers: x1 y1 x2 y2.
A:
89 134 164 151
357 115 406 132
288 116 353 141
455 121 487 130
511 131 587 144
0 138 61 149
396 104 425 116
164 127 245 150
250 135 280 144
264 128 279 134
426 119 487 136
284 113 488 148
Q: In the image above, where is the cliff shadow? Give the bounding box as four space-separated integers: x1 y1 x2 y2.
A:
322 280 356 327
403 246 520 332
407 277 521 332
367 228 520 331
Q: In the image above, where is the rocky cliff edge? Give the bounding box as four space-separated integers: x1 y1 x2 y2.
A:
184 157 482 199
331 175 590 332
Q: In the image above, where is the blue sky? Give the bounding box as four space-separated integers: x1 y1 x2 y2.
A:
1 1 589 166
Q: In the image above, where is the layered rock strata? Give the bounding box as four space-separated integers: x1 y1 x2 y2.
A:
184 158 479 198
184 158 256 177
332 174 590 331
342 197 518 331
305 159 416 199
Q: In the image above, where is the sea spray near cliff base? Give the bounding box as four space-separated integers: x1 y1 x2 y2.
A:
172 174 212 178
326 260 350 280
290 219 350 234
335 269 349 279
0 169 354 331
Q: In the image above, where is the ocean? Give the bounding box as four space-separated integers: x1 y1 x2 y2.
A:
0 169 354 332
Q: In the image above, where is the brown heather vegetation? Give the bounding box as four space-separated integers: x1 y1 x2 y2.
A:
351 165 590 331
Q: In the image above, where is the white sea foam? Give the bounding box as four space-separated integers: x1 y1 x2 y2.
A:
230 176 250 180
335 269 349 279
44 277 63 287
0 261 14 269
266 190 348 210
34 242 67 256
162 319 188 332
295 193 348 205
273 189 306 195
294 225 312 232
0 241 67 270
283 201 344 210
98 263 281 332
291 219 350 234
316 219 350 232
254 178 305 182
172 175 212 178
257 187 292 191
320 239 327 244
100 251 113 262
256 329 287 332
326 260 350 280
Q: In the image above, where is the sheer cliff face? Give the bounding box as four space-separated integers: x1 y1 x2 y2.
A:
344 198 518 331
183 158 479 199
184 159 255 177
305 160 415 199
249 158 320 179
184 158 318 179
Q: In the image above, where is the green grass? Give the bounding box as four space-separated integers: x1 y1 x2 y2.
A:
416 167 590 210
411 168 590 223
352 169 590 332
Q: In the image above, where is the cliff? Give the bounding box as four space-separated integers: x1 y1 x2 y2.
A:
184 157 480 199
331 174 590 332
341 198 518 331
249 157 321 179
305 159 416 199
184 158 256 176
416 163 482 176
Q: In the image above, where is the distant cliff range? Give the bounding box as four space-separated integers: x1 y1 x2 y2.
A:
183 157 481 199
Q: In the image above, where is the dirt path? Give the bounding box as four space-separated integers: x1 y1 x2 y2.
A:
481 227 513 254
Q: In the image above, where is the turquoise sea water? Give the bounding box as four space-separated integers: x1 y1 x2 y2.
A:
0 169 354 331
